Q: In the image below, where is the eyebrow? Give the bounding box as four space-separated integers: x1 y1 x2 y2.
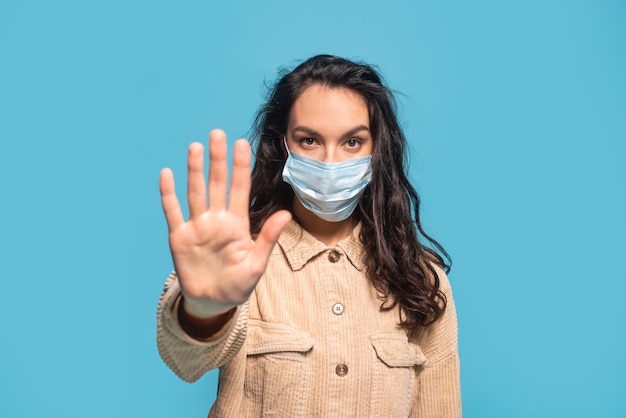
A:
292 125 370 138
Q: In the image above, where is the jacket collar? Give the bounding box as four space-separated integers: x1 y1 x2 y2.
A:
277 220 365 272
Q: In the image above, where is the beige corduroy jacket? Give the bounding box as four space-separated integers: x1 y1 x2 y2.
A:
157 221 461 417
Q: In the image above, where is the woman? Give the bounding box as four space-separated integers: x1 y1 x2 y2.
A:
157 55 461 417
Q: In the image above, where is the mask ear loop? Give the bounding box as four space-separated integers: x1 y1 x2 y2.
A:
282 135 291 158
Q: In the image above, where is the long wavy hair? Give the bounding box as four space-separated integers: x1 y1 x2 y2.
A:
249 55 451 329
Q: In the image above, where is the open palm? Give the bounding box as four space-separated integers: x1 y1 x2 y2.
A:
159 129 291 318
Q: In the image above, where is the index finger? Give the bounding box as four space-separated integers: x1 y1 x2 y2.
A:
228 139 252 218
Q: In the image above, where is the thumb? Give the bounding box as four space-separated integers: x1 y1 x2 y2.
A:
249 210 292 274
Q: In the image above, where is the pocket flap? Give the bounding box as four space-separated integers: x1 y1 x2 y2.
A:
370 333 426 367
247 320 315 355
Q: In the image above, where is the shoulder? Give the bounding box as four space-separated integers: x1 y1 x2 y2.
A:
420 255 453 295
433 263 452 294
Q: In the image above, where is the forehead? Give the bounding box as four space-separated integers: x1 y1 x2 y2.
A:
288 85 369 129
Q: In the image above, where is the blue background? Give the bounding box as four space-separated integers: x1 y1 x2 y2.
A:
1 0 624 417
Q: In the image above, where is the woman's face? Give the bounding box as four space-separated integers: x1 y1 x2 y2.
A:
286 84 373 162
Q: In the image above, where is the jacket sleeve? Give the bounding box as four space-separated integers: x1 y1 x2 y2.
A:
410 268 462 417
156 271 249 383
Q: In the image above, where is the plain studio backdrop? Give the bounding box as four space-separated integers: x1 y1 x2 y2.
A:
1 1 624 417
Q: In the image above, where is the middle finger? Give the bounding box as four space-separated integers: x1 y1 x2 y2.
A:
208 129 228 211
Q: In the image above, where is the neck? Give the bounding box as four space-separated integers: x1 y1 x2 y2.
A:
292 198 355 246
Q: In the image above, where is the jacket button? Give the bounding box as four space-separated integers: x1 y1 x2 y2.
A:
335 363 348 377
328 250 340 263
332 303 344 315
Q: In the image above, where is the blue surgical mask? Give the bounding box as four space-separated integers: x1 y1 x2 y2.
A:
282 143 372 222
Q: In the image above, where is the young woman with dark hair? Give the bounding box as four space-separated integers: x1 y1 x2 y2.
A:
157 55 461 417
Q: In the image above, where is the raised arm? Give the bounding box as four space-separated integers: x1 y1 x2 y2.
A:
156 129 291 381
160 129 291 322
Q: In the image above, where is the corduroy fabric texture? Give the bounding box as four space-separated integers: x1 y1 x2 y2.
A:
157 220 461 417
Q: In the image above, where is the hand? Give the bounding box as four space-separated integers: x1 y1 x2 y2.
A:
159 129 291 319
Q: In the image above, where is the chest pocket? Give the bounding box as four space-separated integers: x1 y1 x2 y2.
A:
369 332 427 418
243 320 315 417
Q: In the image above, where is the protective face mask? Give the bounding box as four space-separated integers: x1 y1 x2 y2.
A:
282 143 372 222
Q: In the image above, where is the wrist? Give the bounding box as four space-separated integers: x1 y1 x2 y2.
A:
182 296 235 319
178 298 237 340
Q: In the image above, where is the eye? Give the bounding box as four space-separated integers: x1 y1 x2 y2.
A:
344 138 362 150
298 137 318 148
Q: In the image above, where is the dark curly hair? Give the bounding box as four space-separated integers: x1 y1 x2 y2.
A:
249 54 451 329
